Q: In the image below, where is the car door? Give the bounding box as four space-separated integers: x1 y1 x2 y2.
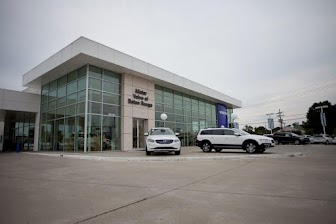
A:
314 134 323 143
223 129 241 147
284 133 292 143
211 129 225 147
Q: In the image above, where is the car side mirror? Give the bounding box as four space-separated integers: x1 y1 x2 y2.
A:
144 133 148 136
175 133 180 136
234 132 241 136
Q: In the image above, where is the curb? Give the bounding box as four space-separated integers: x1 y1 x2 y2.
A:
24 152 304 162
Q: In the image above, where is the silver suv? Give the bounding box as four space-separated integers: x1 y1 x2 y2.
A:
196 128 274 154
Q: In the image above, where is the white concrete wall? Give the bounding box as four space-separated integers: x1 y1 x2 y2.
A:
0 89 40 113
121 73 155 151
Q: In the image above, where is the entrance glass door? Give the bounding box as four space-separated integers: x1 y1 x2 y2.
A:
133 118 145 149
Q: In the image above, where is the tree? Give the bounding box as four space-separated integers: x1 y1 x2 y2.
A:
254 126 267 135
243 125 255 134
303 101 336 135
292 122 300 128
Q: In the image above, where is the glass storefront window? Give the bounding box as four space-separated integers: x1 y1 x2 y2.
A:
67 81 77 95
41 95 48 104
78 66 86 78
89 66 102 78
164 96 173 105
89 90 102 102
154 85 220 146
68 70 78 83
77 102 86 114
103 81 120 94
89 102 102 114
57 86 66 98
64 117 75 151
76 115 85 151
78 78 86 91
58 76 67 87
89 78 102 90
66 105 76 117
47 110 55 121
103 93 120 105
49 80 57 91
103 104 120 116
56 108 65 119
39 64 121 152
42 84 49 95
49 90 57 101
67 93 77 105
77 90 86 102
48 100 56 111
41 103 48 113
104 70 120 83
174 99 183 108
57 97 66 108
102 116 121 150
87 114 101 152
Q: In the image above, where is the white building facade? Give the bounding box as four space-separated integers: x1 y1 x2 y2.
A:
1 37 241 152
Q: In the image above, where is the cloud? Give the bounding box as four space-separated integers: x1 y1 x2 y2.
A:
0 0 335 128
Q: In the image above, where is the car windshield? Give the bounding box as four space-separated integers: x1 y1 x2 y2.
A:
150 129 175 136
232 129 250 135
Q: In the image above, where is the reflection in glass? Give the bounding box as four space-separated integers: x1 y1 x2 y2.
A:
55 119 64 151
87 115 101 152
64 117 75 151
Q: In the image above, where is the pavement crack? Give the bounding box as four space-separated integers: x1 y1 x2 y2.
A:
73 161 254 223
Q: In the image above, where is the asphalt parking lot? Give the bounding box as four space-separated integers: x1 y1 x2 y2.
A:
0 144 335 224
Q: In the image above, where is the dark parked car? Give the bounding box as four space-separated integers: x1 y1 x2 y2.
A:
272 132 309 145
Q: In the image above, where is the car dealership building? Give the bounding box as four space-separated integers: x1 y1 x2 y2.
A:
0 37 241 153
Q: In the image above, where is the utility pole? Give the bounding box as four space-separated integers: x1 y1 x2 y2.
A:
275 109 284 129
315 105 328 135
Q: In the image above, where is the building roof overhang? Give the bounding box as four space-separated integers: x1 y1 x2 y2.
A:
23 37 242 109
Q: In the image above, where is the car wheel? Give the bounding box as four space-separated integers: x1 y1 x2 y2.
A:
294 140 300 145
244 141 257 154
146 147 151 156
201 141 212 152
215 149 222 152
175 150 181 155
325 140 329 145
103 142 107 149
274 140 279 145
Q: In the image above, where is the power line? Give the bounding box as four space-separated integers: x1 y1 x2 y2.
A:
237 82 336 109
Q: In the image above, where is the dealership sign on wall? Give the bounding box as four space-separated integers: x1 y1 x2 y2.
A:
128 89 153 108
217 104 228 128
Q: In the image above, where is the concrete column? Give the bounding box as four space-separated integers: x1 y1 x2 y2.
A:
121 73 155 151
33 112 40 151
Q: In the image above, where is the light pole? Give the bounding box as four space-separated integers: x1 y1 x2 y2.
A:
315 105 328 135
160 113 167 127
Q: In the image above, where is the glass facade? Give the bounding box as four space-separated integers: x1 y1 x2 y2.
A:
13 112 35 151
155 85 218 146
39 65 121 152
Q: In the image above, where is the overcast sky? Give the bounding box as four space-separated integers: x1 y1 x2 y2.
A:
0 0 335 128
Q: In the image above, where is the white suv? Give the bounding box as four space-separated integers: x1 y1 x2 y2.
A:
196 128 274 154
144 128 181 155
